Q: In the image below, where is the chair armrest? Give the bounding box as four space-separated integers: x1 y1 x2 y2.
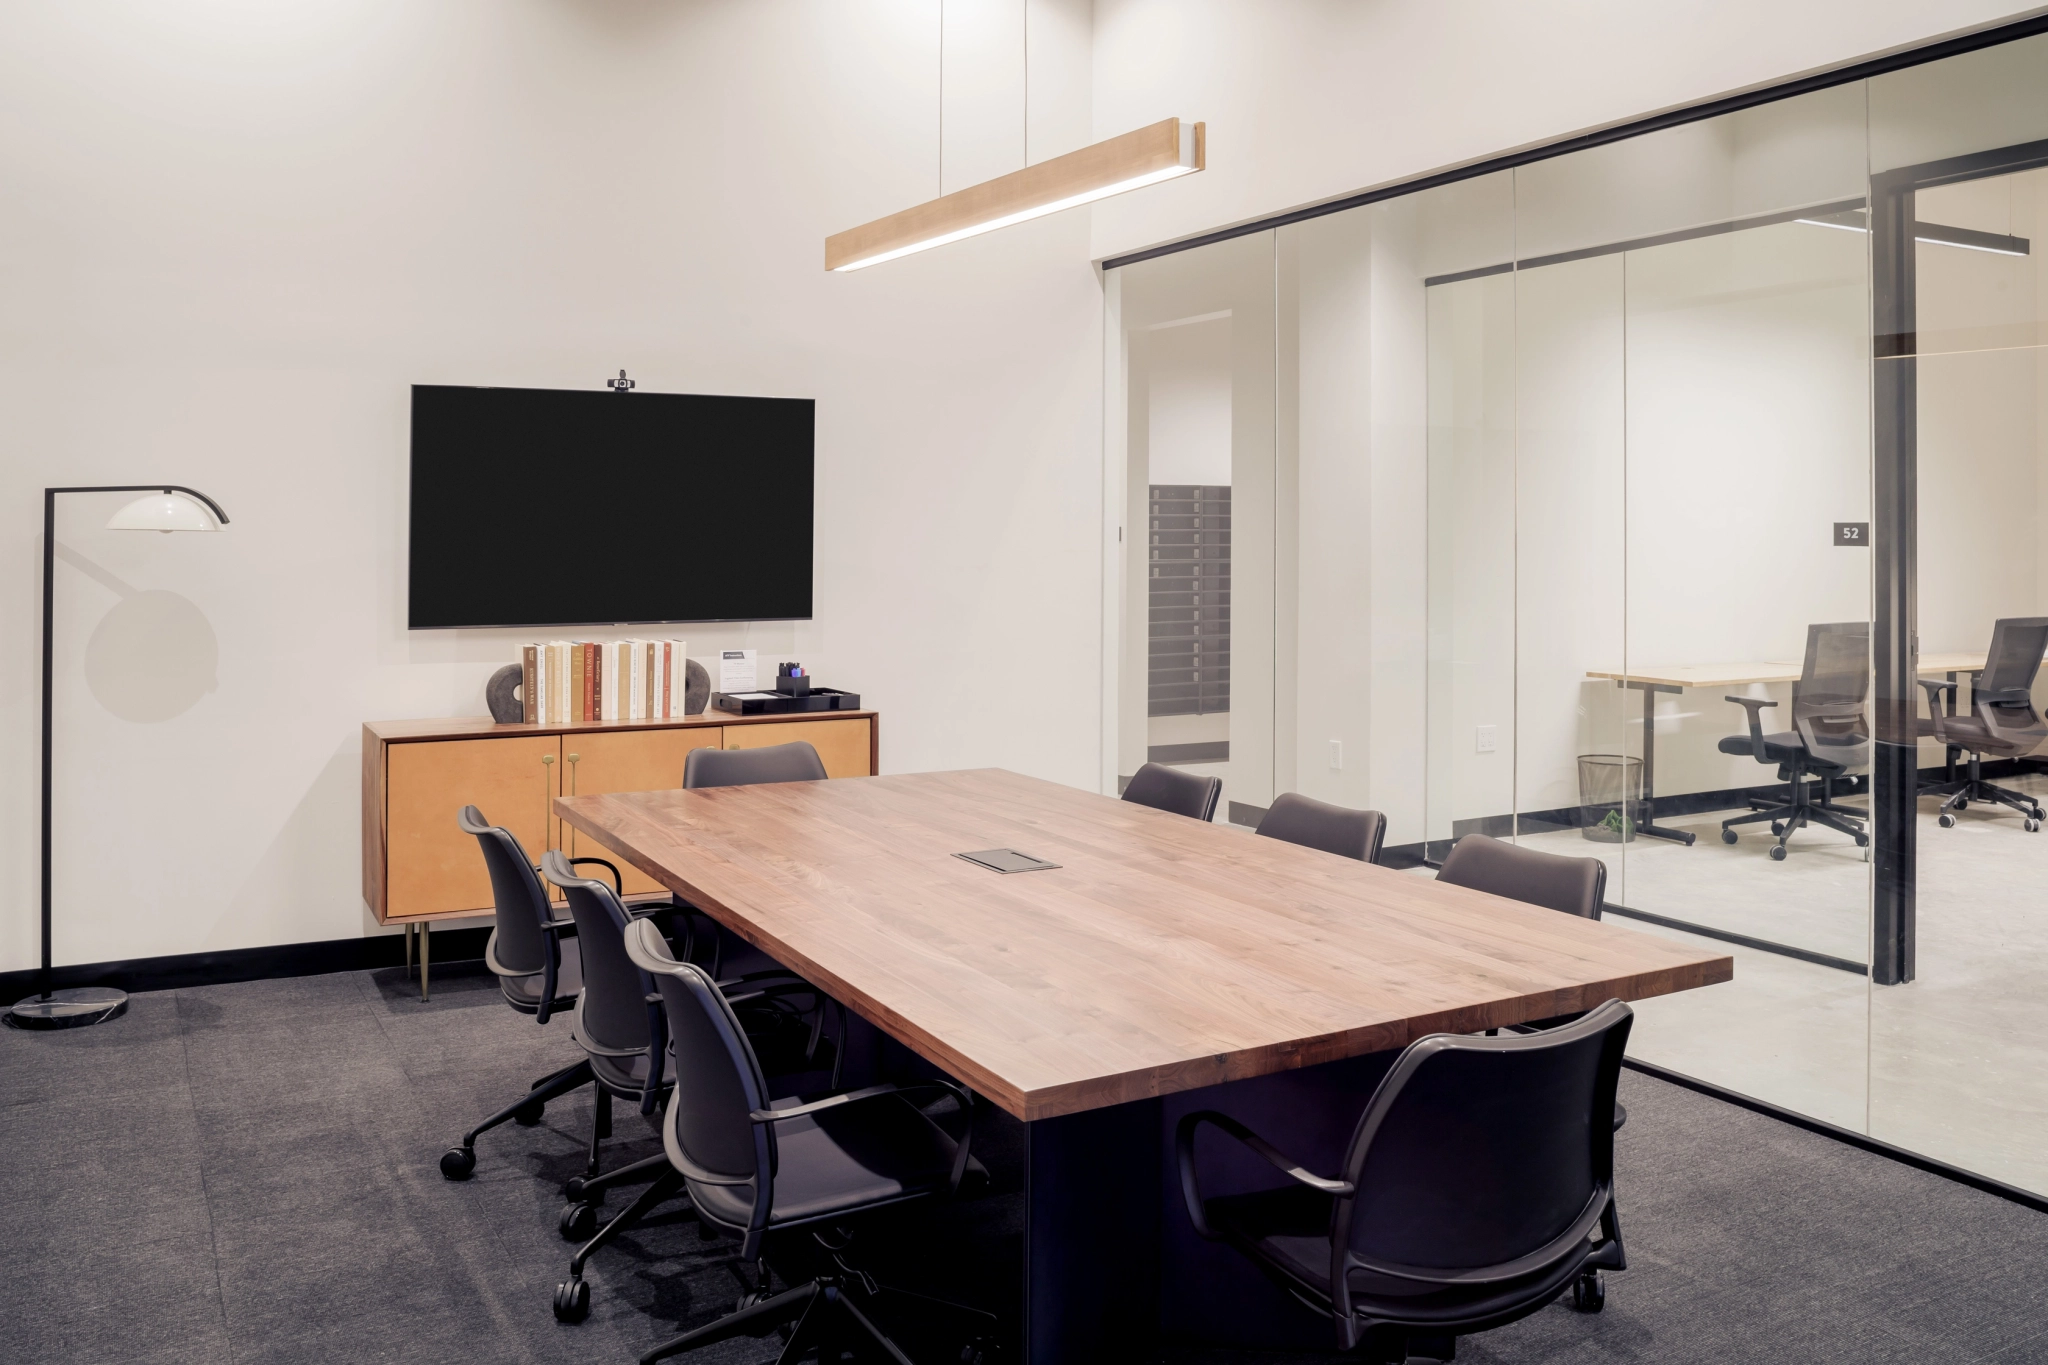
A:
567 856 622 895
751 1079 976 1194
1724 695 1778 762
1915 678 1955 741
1175 1111 1353 1241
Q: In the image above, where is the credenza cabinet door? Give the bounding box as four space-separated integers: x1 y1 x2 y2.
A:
724 718 872 778
561 727 723 896
386 734 560 920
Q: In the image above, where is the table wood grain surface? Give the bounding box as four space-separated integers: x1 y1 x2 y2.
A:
555 769 1732 1121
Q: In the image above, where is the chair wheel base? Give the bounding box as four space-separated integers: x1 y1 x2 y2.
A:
1571 1269 1606 1313
1720 828 1738 844
513 1101 545 1127
1938 813 1957 829
440 1147 476 1181
1768 844 1787 861
2027 818 2042 833
563 1175 589 1201
560 1201 599 1242
553 1277 590 1323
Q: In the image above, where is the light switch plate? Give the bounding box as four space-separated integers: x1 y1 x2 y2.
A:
1476 725 1497 754
1328 739 1343 770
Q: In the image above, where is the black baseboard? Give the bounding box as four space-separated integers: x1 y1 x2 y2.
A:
1601 902 1867 976
1624 1057 2048 1215
0 928 493 1001
1148 741 1230 765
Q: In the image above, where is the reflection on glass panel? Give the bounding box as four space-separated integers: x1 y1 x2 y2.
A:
1112 233 1276 823
1506 85 1876 1130
1868 125 2048 1194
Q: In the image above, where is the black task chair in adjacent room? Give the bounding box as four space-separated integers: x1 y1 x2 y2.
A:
1917 616 2048 833
1122 760 1223 821
1718 620 1871 861
1255 792 1388 863
439 806 626 1181
602 918 993 1362
1435 833 1604 920
542 853 839 1318
1178 1000 1633 1362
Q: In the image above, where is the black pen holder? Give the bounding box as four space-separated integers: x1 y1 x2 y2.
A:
775 674 813 696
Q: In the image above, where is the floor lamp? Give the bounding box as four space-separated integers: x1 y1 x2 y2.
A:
8 486 231 1031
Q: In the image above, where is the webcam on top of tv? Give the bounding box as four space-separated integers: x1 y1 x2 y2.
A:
607 369 635 393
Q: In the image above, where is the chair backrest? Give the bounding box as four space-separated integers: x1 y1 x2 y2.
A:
1435 833 1605 920
684 740 828 789
625 919 775 1212
1121 762 1223 822
457 805 556 975
1333 1000 1631 1289
1977 616 2048 719
1255 793 1387 863
1792 621 1871 760
541 851 657 1061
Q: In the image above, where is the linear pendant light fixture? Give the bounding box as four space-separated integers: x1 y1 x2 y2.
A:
826 117 1205 272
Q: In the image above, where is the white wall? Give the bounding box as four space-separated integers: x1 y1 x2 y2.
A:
1089 0 2048 262
0 0 1102 972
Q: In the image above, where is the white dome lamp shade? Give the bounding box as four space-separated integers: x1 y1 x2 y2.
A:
106 488 229 533
11 481 229 1033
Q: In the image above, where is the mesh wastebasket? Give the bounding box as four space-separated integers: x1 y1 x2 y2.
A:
1578 754 1642 843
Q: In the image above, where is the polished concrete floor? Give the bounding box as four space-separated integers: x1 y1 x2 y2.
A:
1518 772 2048 1198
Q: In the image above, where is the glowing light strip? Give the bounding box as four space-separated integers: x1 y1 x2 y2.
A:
1795 215 2030 257
827 118 1203 272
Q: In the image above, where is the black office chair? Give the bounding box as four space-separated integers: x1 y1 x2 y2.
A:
684 739 828 789
1917 616 2048 833
542 855 843 1309
595 918 989 1361
1122 761 1223 821
1257 792 1387 863
439 806 626 1181
1718 621 1871 860
1178 1000 1633 1361
1435 833 1604 920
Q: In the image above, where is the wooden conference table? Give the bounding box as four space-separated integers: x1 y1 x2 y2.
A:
556 768 1732 1361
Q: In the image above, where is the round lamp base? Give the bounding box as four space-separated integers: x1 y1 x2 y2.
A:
7 987 129 1031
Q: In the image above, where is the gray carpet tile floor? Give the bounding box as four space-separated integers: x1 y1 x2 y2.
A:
4 963 2047 1364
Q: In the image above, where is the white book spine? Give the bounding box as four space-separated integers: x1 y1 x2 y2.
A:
675 641 688 715
630 641 644 721
605 642 621 721
535 643 547 725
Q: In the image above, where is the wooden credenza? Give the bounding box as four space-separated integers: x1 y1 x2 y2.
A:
362 710 878 924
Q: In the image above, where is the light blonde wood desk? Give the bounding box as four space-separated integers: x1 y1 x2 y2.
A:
555 767 1731 1361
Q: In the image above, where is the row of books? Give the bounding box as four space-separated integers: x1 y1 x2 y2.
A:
519 641 690 724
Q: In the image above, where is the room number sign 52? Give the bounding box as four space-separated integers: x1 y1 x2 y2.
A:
1834 522 1870 547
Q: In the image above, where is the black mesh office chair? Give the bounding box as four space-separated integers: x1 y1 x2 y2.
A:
1122 761 1223 821
684 739 828 789
1718 621 1871 861
595 918 989 1361
1178 1000 1633 1361
1917 617 2048 833
1435 833 1604 920
1256 792 1387 863
439 806 626 1181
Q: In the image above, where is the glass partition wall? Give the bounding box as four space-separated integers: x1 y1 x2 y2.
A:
1105 29 2048 1198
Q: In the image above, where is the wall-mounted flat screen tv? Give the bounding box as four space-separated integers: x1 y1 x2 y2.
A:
408 384 814 628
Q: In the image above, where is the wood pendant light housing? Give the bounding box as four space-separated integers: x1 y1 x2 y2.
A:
826 117 1205 272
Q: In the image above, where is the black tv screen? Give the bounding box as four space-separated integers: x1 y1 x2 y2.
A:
408 384 814 628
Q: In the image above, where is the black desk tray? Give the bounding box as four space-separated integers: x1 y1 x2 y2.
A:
712 688 862 716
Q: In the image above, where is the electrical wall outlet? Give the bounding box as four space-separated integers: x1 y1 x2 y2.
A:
1476 725 1497 754
1328 739 1343 770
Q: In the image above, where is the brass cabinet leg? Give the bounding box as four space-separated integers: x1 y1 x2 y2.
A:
421 922 430 1002
405 923 415 979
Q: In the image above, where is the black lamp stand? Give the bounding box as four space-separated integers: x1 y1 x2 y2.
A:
8 485 231 1031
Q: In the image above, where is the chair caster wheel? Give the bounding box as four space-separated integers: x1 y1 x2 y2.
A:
513 1101 545 1127
1938 813 1956 829
563 1176 589 1201
1955 799 1969 810
1720 829 1738 844
1854 833 1869 847
1571 1269 1606 1313
2027 818 2041 833
553 1278 590 1323
1769 822 1785 837
439 1147 476 1181
560 1202 599 1241
1768 844 1787 861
